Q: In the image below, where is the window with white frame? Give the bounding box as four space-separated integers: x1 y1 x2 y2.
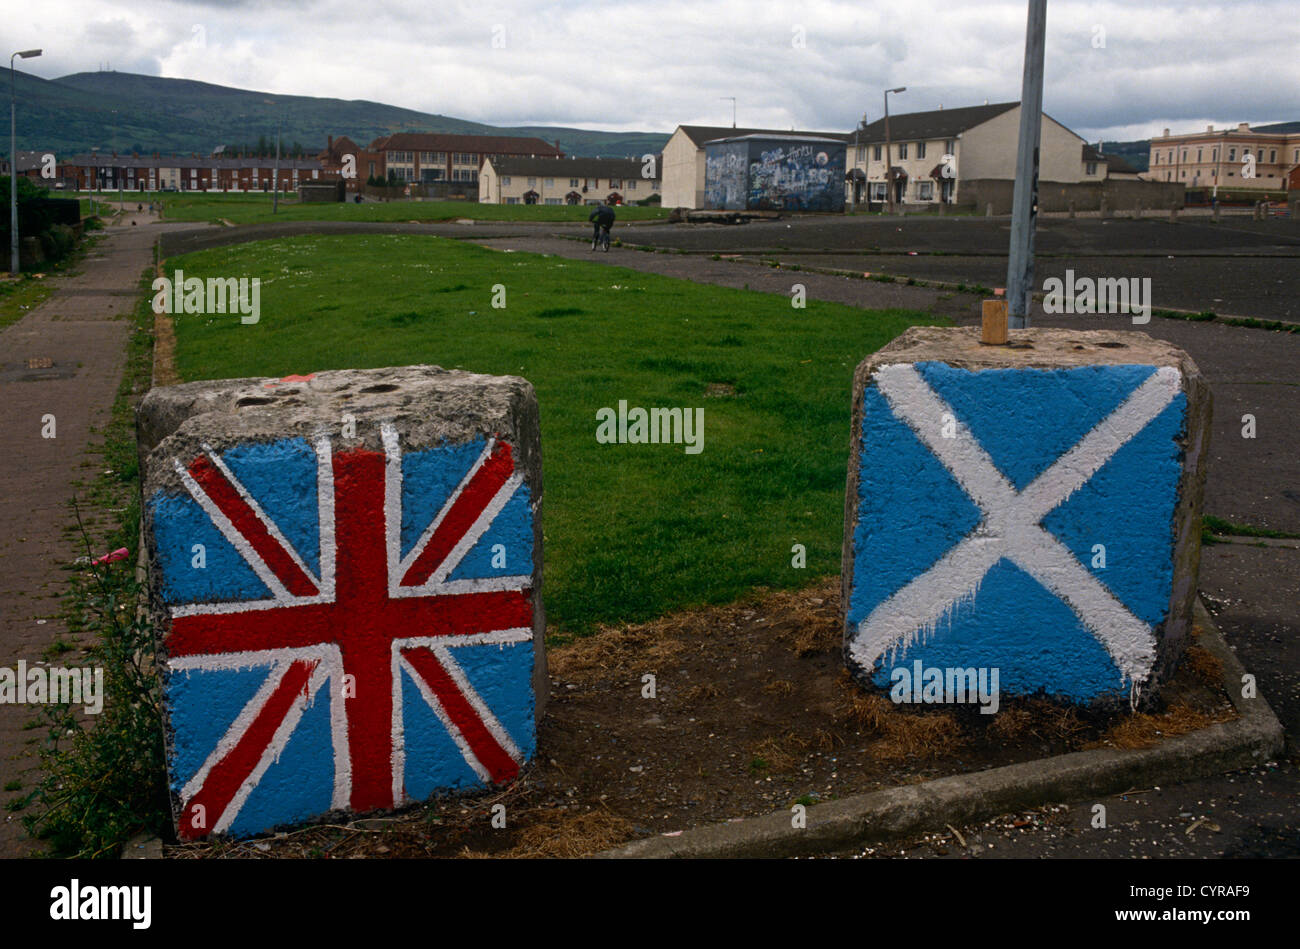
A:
917 180 933 200
569 178 579 187
898 143 908 159
916 142 926 159
502 176 511 186
1086 162 1098 175
873 145 882 160
869 182 886 201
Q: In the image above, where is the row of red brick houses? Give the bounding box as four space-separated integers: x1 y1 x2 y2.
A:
13 131 569 193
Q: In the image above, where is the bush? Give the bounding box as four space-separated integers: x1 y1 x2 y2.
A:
39 223 76 262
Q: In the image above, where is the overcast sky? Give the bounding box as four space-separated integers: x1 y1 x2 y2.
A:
3 0 1298 142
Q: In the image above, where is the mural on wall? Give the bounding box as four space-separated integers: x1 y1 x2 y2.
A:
704 137 846 212
151 429 537 839
704 142 749 211
747 142 845 211
845 362 1187 703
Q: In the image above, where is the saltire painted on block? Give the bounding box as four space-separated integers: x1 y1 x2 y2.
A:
151 427 536 838
847 362 1187 702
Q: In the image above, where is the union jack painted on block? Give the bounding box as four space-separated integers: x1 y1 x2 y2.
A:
150 425 537 839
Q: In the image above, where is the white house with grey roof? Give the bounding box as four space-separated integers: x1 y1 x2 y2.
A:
845 101 1098 207
479 155 660 205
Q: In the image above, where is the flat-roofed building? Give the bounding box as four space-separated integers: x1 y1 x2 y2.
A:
663 124 844 208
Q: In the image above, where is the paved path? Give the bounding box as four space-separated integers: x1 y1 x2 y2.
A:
0 210 196 855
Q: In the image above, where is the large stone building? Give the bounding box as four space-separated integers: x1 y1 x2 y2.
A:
364 133 564 186
1144 123 1300 192
479 156 659 205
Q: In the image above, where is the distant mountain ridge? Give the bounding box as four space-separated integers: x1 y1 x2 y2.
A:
7 69 671 159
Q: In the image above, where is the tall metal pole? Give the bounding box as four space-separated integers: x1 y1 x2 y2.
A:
9 50 41 272
272 115 281 214
1005 0 1048 328
10 54 18 274
883 91 893 215
883 87 904 215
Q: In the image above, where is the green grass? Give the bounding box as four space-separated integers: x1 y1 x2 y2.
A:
147 192 669 226
165 234 937 634
1203 515 1300 540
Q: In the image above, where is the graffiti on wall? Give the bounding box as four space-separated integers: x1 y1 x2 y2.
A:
748 143 844 211
151 430 537 838
845 362 1187 703
704 143 749 210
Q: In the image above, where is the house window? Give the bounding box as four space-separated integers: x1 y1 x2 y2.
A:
627 180 636 190
1269 149 1276 163
944 139 954 155
856 146 864 163
544 178 554 187
527 177 536 186
869 182 886 201
569 178 579 187
453 152 477 165
1228 148 1236 160
1086 162 1098 175
420 151 445 164
873 145 882 160
505 197 520 204
916 142 926 159
609 179 622 189
917 180 933 200
389 151 413 163
1153 152 1159 164
1211 149 1217 161
1196 148 1202 162
544 198 562 205
898 143 908 159
502 176 511 186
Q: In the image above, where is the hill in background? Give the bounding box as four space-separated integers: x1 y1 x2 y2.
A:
9 69 671 159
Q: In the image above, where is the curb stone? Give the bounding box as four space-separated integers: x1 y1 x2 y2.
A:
598 597 1283 859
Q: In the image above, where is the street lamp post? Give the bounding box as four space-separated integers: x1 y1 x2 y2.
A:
884 86 905 216
9 48 41 275
272 114 281 214
1005 0 1048 329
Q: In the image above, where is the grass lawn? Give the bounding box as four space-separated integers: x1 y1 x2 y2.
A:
164 234 940 635
146 192 669 225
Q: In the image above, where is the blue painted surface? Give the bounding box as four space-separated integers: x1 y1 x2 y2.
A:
154 436 537 837
704 137 846 212
848 363 1187 702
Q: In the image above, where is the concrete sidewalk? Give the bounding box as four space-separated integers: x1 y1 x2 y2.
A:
0 210 196 855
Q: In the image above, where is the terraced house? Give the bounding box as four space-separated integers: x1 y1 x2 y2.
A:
479 156 659 205
16 151 325 192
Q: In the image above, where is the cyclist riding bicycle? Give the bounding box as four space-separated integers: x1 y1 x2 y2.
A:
589 201 616 250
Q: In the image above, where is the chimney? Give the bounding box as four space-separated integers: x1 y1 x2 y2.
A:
1162 128 1170 137
1237 122 1250 132
1206 125 1214 132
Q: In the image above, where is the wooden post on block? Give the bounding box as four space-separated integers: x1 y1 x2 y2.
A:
982 299 1008 345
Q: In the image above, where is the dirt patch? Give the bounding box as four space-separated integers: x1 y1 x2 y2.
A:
165 579 1238 859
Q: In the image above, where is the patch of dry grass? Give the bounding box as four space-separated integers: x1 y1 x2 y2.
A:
1086 704 1217 750
463 809 634 859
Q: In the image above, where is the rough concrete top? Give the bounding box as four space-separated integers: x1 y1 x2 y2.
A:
860 326 1204 377
137 365 540 497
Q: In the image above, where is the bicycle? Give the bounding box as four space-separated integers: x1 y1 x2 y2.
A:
592 224 611 252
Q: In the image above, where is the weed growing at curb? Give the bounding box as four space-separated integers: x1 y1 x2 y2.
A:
23 269 170 858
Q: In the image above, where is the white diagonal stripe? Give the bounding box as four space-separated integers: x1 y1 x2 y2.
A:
854 364 1175 687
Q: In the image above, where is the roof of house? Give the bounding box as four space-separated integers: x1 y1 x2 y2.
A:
1082 144 1139 175
485 156 659 179
55 153 324 170
703 133 845 146
849 102 1020 145
676 125 846 147
368 133 564 157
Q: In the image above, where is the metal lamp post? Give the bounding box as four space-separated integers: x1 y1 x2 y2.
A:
1005 0 1048 328
883 86 905 215
9 48 41 274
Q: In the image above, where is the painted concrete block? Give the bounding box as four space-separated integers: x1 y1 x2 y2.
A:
842 327 1211 706
137 366 545 839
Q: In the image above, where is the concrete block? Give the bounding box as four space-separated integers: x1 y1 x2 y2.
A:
842 327 1211 706
137 365 545 839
